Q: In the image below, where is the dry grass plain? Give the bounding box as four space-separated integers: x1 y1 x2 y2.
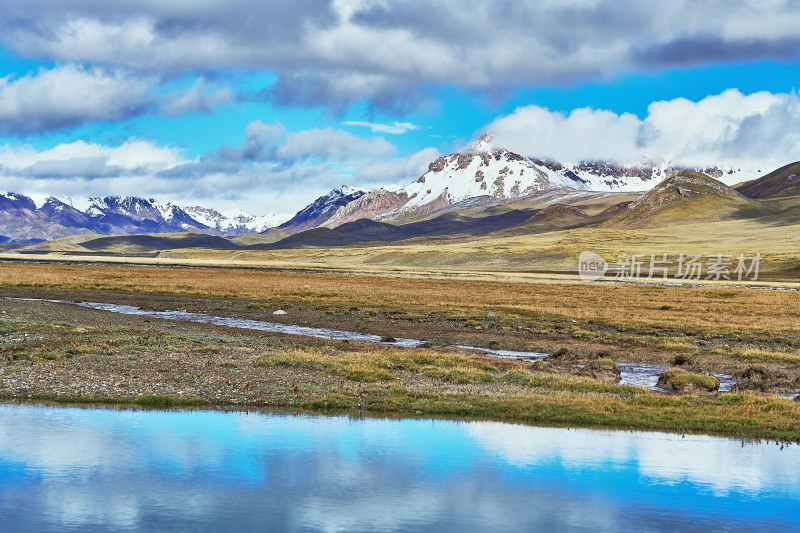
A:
145 215 800 280
1 262 798 336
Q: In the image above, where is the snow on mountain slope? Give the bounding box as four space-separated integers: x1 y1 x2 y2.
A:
183 206 291 233
321 187 409 228
272 186 367 235
532 159 762 192
327 134 765 225
0 192 37 211
400 134 580 212
221 210 292 233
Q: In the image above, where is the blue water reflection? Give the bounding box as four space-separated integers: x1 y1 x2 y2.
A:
0 403 798 532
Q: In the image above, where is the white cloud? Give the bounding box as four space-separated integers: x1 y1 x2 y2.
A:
0 66 236 134
0 66 152 134
484 89 800 170
275 128 396 161
0 139 181 174
343 121 423 134
466 422 800 496
352 147 440 186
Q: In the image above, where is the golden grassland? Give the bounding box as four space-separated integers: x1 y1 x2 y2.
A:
150 216 800 278
2 262 799 337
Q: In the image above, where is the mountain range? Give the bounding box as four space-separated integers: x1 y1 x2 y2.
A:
0 134 789 244
0 194 290 244
63 167 797 257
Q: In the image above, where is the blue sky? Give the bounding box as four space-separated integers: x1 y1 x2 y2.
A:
1 1 799 214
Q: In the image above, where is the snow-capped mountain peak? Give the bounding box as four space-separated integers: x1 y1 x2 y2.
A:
182 206 291 234
464 132 495 153
399 143 579 212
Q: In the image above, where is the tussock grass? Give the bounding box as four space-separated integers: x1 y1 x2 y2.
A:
659 368 720 390
658 340 699 353
254 347 497 384
732 347 800 364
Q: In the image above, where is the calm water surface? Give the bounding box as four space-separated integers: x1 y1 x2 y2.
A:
0 403 798 532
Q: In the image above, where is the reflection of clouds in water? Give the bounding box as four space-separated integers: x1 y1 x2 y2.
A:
465 421 635 468
465 422 800 496
0 406 238 477
1 405 798 531
0 407 136 476
293 476 628 533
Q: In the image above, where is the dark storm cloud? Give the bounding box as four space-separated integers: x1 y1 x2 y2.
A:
267 70 435 115
22 157 122 179
632 35 800 66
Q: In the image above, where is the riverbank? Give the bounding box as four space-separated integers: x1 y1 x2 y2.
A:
2 295 799 441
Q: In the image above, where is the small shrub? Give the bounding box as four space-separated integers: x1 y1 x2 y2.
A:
593 357 617 368
530 359 548 371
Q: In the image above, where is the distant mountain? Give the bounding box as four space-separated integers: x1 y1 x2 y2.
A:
735 161 800 199
0 193 100 243
606 171 765 228
84 197 209 234
264 186 367 236
319 134 762 228
80 233 241 254
255 209 537 249
183 206 290 234
398 135 579 212
320 186 409 228
0 193 289 243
